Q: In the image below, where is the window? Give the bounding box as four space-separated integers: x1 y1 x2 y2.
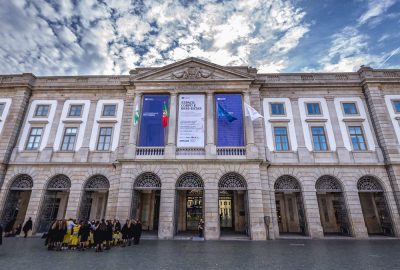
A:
393 100 400 113
68 105 83 117
61 127 77 151
270 103 285 115
306 103 321 115
349 126 367 151
35 105 50 117
342 103 358 115
102 104 117 117
0 103 5 117
274 127 289 151
96 127 113 151
26 127 43 150
311 126 328 151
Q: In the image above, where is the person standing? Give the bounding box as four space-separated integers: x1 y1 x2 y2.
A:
121 219 131 247
78 221 90 251
0 223 3 245
198 218 205 238
22 217 33 238
133 219 142 245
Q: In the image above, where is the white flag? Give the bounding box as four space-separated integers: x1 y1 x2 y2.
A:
244 102 263 121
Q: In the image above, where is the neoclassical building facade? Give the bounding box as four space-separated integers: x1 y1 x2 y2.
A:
0 58 400 240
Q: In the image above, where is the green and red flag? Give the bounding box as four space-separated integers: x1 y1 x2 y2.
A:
162 102 168 128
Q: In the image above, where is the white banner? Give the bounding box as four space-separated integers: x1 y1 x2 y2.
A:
177 94 205 147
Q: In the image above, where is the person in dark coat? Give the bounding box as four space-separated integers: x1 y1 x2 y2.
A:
95 219 107 252
23 217 33 238
0 223 3 245
105 220 113 250
133 219 142 245
198 218 205 238
121 219 131 247
78 221 90 251
15 224 22 236
128 219 135 246
5 219 15 237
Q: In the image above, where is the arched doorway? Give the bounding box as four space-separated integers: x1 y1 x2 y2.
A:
316 175 351 236
37 175 71 233
358 176 394 236
131 172 161 231
79 175 109 221
274 175 306 235
218 172 248 235
175 172 203 235
1 174 33 231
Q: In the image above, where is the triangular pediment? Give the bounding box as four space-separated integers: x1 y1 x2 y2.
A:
132 57 255 82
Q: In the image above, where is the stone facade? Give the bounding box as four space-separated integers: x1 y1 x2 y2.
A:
0 58 399 240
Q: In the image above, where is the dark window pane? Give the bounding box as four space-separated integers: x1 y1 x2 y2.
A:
343 103 358 115
307 103 321 115
102 105 117 116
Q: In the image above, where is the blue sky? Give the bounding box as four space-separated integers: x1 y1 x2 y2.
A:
0 0 399 75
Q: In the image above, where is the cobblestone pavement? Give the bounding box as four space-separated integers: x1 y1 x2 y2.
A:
0 238 400 270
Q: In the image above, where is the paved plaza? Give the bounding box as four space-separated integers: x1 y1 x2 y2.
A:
0 238 399 270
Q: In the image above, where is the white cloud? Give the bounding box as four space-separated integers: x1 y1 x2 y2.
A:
358 0 396 25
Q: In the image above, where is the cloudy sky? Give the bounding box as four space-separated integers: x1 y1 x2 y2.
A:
0 0 399 75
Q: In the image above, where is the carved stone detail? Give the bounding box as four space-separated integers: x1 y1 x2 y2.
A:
134 172 161 189
10 174 33 190
84 175 110 191
176 172 203 189
172 66 214 79
274 175 301 192
47 174 71 191
219 172 247 190
357 176 383 192
316 175 342 192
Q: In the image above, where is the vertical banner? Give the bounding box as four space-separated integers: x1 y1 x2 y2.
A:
177 94 205 147
215 93 244 146
139 94 169 146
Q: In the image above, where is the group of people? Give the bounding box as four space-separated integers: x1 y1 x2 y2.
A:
3 217 33 238
45 218 142 252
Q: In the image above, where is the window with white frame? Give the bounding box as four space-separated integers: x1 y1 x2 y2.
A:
60 127 77 151
35 105 50 117
96 127 113 151
392 100 400 113
26 127 43 150
306 103 321 115
68 105 83 117
274 126 289 151
342 103 358 115
270 103 285 115
0 103 5 117
311 126 328 151
348 126 367 151
102 104 117 117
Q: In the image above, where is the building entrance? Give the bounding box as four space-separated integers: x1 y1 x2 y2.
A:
218 173 248 235
1 175 33 231
37 175 71 233
357 176 394 236
316 176 351 236
274 175 307 235
175 173 204 235
131 173 162 231
79 175 110 222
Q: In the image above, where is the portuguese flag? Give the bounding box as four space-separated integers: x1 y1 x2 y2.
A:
162 102 168 128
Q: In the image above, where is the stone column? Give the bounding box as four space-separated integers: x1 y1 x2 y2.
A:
206 92 216 158
64 183 83 220
165 93 177 159
247 189 267 240
124 92 142 159
302 190 324 238
158 188 175 239
344 189 368 238
24 185 46 234
204 187 219 240
243 91 258 159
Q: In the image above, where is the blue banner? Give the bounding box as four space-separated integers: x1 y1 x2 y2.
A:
139 95 169 146
215 94 244 146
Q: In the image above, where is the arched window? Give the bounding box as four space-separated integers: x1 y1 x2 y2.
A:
176 173 203 189
84 175 110 191
274 175 301 192
134 172 161 189
316 175 342 192
357 176 384 192
47 174 71 191
218 172 247 190
10 174 33 191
